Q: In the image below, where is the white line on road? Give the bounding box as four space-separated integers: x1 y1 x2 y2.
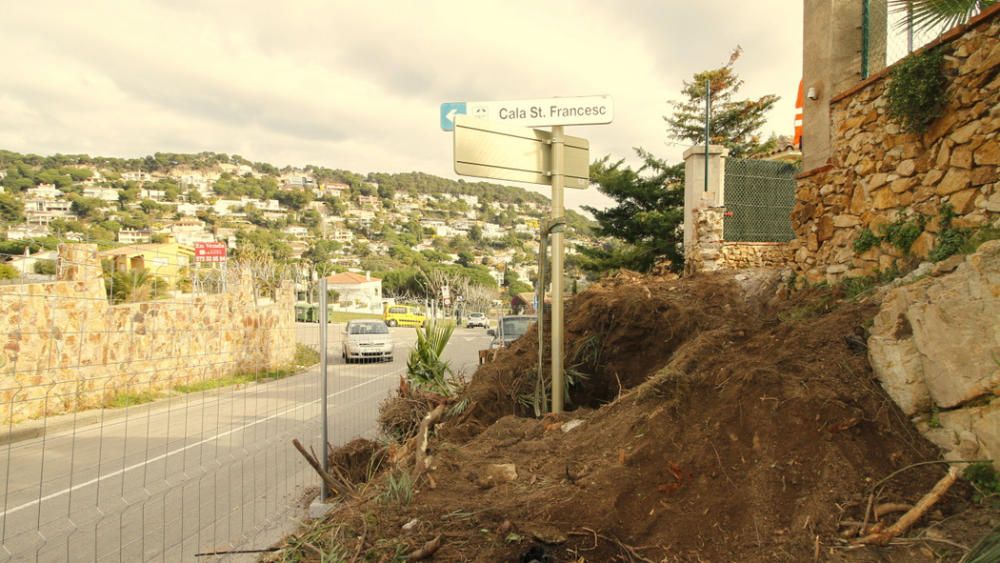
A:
0 370 401 522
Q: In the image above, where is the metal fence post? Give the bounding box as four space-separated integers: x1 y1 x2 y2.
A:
861 0 871 79
318 278 330 502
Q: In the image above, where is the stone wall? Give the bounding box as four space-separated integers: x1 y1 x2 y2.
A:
0 244 296 424
685 207 793 273
790 9 1000 283
868 240 1000 470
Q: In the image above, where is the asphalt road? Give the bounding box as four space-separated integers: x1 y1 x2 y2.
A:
0 322 491 562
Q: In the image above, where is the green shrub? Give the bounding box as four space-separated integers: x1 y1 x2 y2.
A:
33 259 57 275
881 214 926 254
886 48 949 133
852 228 880 254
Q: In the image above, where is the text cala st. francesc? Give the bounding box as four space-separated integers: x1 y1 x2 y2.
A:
495 104 609 120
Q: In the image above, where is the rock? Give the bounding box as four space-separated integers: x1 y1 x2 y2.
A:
896 159 916 177
817 216 835 242
949 122 979 144
869 241 1000 415
561 419 584 433
931 254 964 276
832 214 861 228
873 189 899 209
890 177 916 193
948 188 979 214
910 231 935 259
402 518 419 531
527 523 567 545
479 463 518 485
970 166 996 186
936 168 971 195
974 141 1000 166
923 168 944 186
950 146 973 169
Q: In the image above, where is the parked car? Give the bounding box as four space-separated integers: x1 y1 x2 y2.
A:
383 304 426 327
480 315 534 363
466 312 489 328
342 320 394 363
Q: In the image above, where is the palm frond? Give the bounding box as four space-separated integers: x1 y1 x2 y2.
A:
888 0 995 34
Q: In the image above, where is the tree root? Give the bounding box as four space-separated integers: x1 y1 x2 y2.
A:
406 535 442 561
855 467 958 546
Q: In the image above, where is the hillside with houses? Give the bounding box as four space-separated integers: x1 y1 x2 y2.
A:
0 150 599 309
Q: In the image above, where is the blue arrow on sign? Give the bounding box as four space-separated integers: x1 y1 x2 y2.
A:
440 102 466 131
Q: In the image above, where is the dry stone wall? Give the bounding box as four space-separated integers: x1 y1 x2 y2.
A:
0 244 296 424
791 12 1000 283
686 207 793 273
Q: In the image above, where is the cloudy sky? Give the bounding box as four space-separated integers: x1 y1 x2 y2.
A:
0 1 802 211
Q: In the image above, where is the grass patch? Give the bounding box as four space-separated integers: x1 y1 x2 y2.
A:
174 368 292 394
380 471 414 506
103 344 320 407
327 311 383 323
293 343 320 366
104 389 161 408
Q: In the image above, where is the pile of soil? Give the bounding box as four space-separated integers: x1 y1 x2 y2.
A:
278 270 996 562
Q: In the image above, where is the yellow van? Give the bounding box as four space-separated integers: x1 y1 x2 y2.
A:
383 304 426 327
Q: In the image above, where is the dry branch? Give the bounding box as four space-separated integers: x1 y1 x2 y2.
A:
412 405 446 479
292 438 354 498
856 467 959 545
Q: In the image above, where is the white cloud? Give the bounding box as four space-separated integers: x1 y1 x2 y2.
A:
0 0 802 211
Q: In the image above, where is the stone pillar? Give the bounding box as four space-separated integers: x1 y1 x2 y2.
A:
802 0 884 170
683 145 728 272
57 244 106 298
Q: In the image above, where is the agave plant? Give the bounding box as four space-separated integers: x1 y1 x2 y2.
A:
888 0 996 33
406 321 455 395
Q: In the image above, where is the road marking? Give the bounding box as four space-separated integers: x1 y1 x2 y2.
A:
0 370 402 521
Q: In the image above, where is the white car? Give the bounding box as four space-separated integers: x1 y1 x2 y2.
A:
466 312 489 328
342 320 394 363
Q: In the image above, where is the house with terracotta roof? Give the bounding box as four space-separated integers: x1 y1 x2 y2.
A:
326 271 382 312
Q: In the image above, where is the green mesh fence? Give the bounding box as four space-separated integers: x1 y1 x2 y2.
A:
722 158 798 242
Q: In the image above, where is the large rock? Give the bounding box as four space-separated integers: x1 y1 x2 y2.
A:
870 240 1000 411
869 241 1000 468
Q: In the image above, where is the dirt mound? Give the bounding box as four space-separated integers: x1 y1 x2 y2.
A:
455 271 751 436
328 438 387 485
278 271 996 561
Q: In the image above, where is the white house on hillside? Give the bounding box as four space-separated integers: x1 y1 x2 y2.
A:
326 272 382 313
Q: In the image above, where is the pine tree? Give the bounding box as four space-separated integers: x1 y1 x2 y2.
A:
664 47 779 158
579 150 685 274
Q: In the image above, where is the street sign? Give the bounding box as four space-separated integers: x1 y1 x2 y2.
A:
194 242 227 263
453 116 589 188
440 102 467 131
440 95 613 131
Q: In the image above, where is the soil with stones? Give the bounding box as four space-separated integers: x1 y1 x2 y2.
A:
274 270 998 562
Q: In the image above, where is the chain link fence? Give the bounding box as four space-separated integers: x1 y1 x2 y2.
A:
861 0 994 79
722 158 798 243
0 239 411 561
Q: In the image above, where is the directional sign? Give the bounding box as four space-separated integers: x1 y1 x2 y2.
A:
440 95 612 131
453 116 589 188
440 102 467 131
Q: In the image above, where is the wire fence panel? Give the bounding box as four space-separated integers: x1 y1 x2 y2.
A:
722 158 798 243
861 0 991 79
0 240 404 562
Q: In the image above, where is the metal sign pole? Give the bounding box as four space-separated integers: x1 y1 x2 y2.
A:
318 278 330 501
550 126 565 414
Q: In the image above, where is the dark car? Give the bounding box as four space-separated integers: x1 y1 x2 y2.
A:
488 315 534 349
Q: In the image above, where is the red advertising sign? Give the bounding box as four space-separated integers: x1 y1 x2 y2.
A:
194 242 228 263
